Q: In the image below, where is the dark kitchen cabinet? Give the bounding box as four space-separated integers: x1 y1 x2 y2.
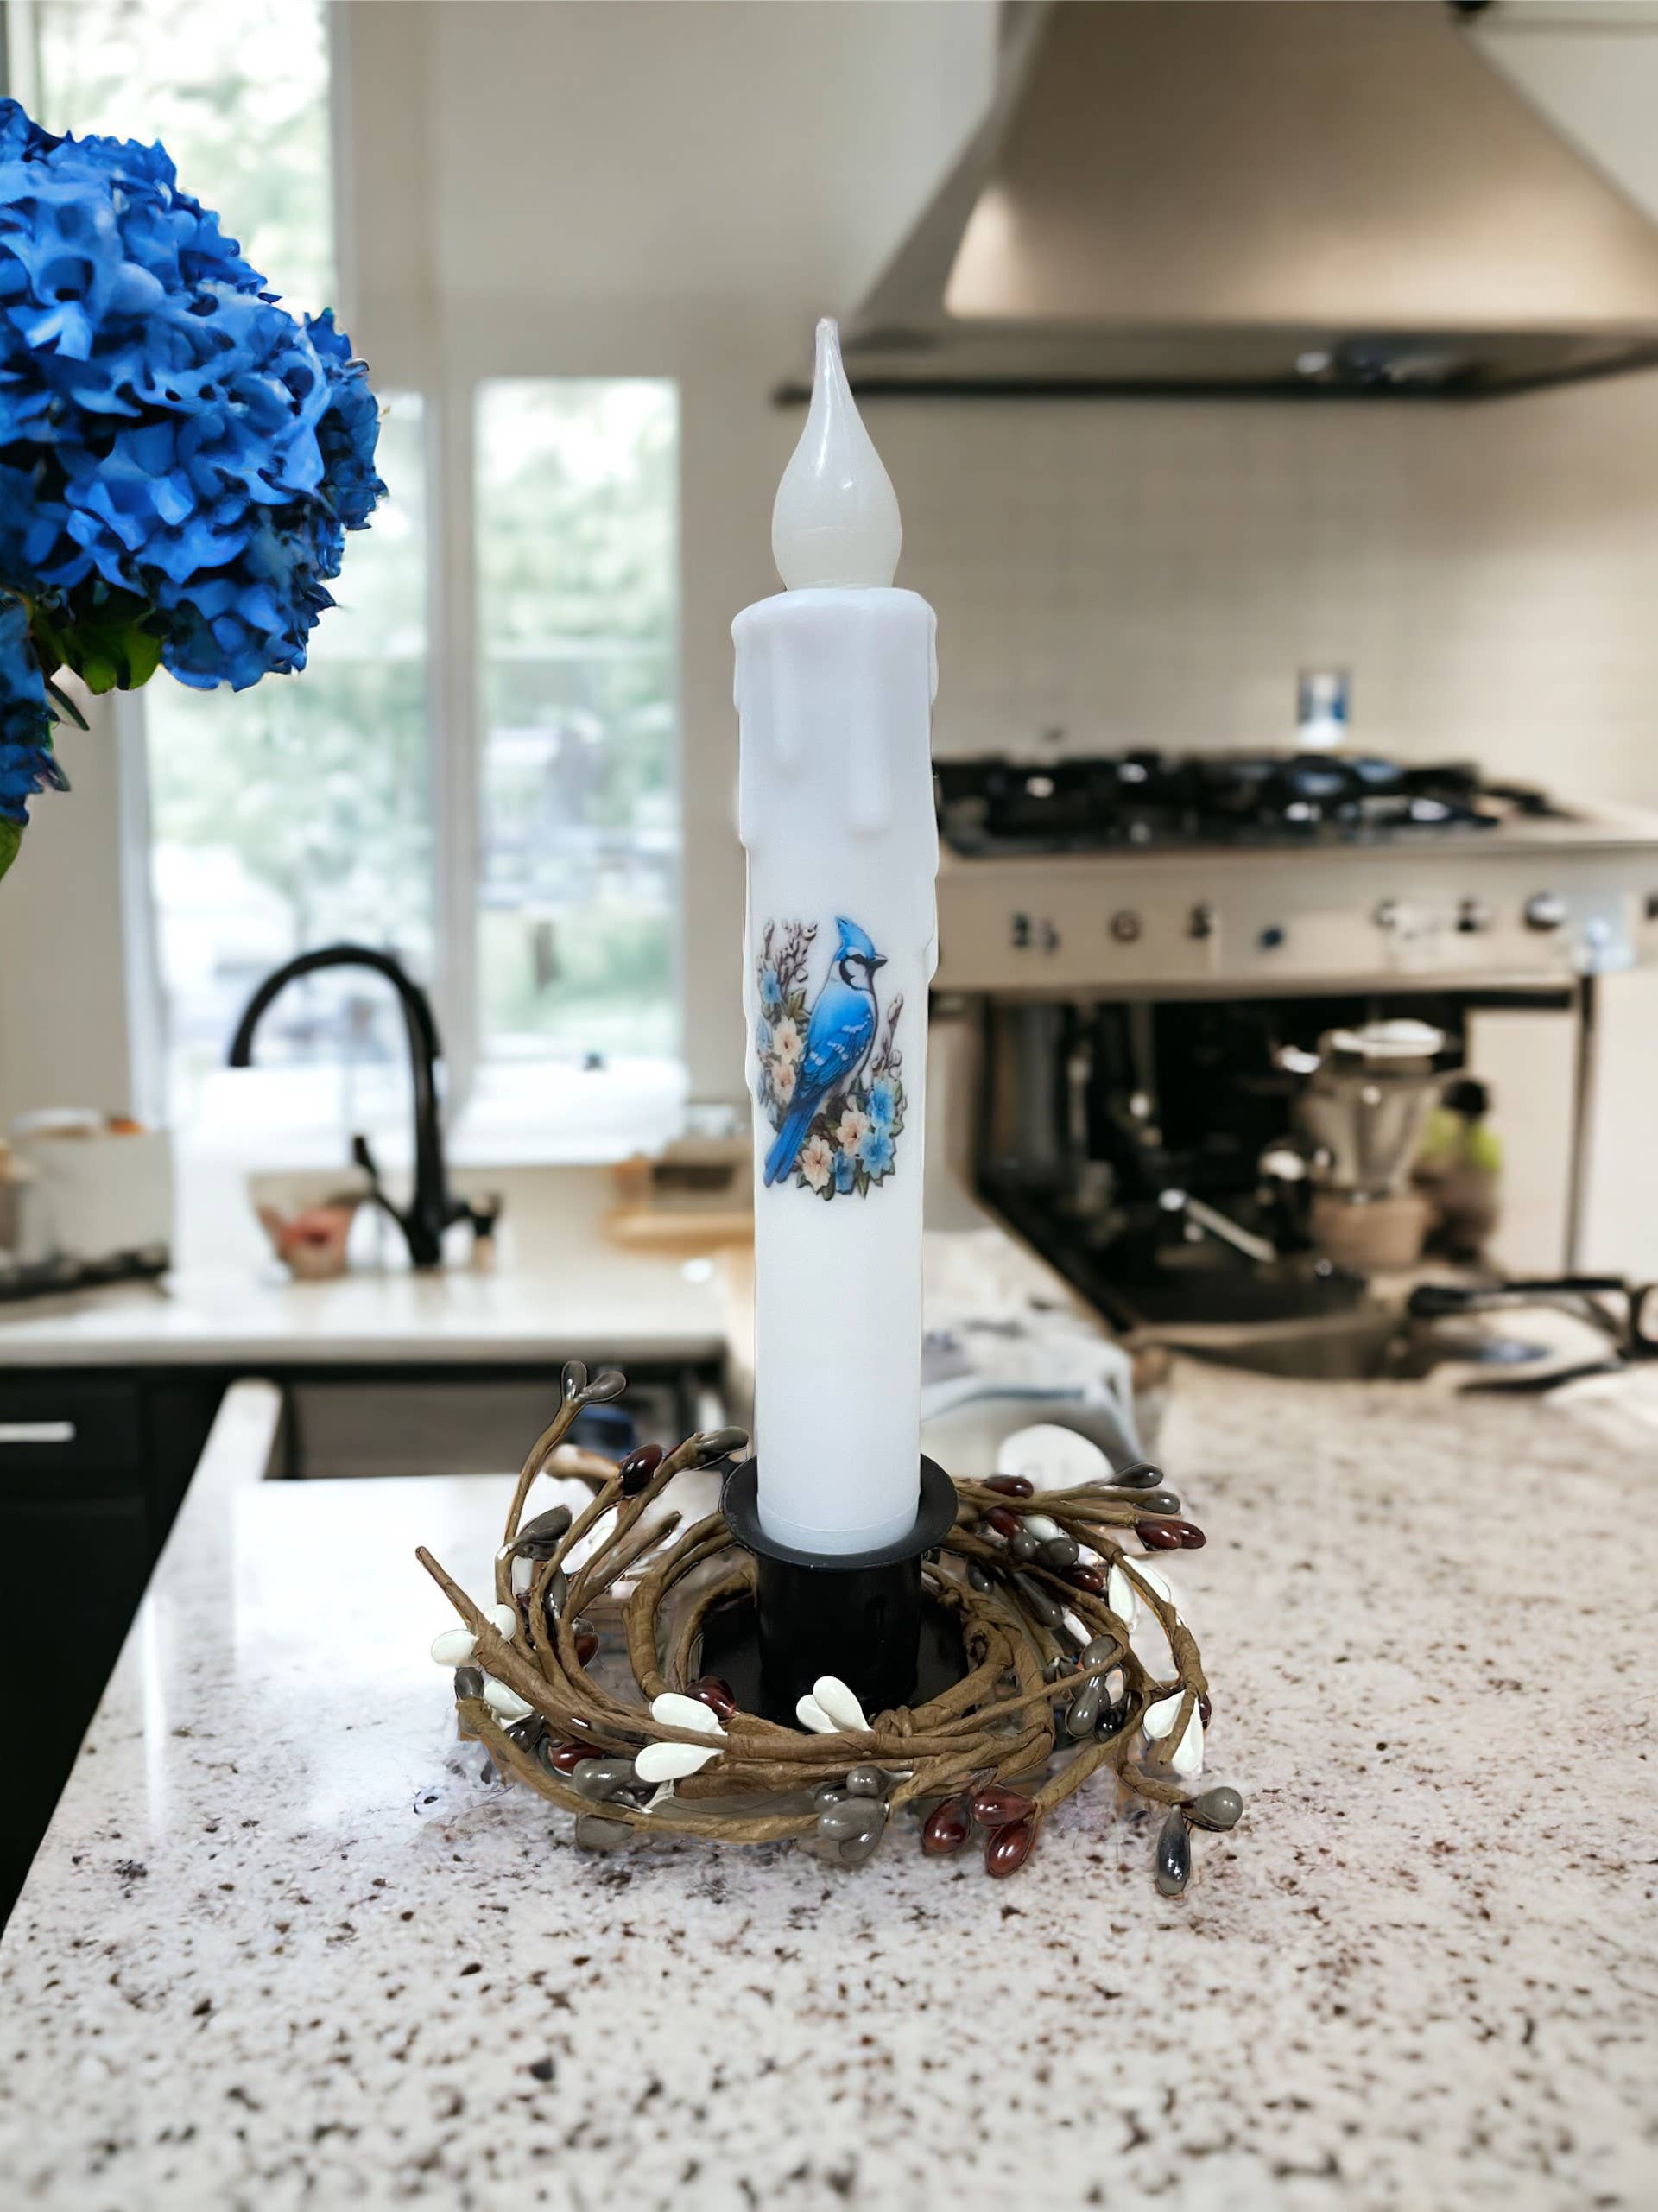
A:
0 1371 225 1919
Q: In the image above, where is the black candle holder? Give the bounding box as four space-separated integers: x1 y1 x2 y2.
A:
713 1456 962 1723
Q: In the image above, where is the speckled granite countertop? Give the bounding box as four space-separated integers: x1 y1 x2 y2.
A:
2 1363 1653 2211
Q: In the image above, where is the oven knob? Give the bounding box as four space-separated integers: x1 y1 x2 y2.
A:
1187 902 1216 941
1110 910 1142 944
1457 897 1492 935
1373 898 1401 931
1258 924 1286 952
1524 892 1567 932
1010 911 1031 949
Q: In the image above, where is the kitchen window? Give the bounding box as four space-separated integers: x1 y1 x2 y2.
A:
8 2 684 1138
142 391 433 1119
475 378 680 1068
6 0 434 1125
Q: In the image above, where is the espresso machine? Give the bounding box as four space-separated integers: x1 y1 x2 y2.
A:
930 749 1658 1335
1294 1018 1452 1273
966 991 1464 1328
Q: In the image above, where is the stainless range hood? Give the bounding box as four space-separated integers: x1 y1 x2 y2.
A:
831 0 1658 399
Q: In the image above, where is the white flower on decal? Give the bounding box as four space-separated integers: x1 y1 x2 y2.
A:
837 1106 871 1156
800 1132 834 1191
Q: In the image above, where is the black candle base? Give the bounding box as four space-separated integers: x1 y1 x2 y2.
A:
698 1588 969 1727
718 1456 961 1723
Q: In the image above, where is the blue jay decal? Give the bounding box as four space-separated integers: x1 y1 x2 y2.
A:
755 916 906 1199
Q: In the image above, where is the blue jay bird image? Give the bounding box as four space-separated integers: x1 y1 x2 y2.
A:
763 916 888 1188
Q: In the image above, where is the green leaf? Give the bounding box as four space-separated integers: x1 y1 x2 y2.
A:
41 675 90 732
32 596 163 695
0 820 20 883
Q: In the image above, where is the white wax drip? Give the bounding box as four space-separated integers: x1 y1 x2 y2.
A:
771 319 902 591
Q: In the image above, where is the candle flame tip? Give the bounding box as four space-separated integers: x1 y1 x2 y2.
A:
772 314 901 591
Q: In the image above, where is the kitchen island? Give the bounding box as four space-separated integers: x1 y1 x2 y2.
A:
0 1223 734 1911
2 1358 1651 2211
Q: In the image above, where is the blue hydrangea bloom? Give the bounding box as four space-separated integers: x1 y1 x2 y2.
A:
759 966 782 1013
0 596 66 824
861 1125 895 1178
0 96 384 707
867 1075 897 1131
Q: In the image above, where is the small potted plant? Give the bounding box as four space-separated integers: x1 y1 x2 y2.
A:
0 96 384 880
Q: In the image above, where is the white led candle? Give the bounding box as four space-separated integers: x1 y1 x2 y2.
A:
734 319 939 1556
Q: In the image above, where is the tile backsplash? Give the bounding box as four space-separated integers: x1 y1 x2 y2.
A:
873 374 1658 806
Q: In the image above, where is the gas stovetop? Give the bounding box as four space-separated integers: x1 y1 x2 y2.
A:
931 751 1658 994
935 751 1573 856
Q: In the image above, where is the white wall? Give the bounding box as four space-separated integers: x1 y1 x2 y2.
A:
0 692 137 1125
1477 10 1658 225
876 371 1658 806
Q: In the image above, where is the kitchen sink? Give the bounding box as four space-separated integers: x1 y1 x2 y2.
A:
1158 1315 1404 1382
1140 1309 1560 1385
266 1366 712 1479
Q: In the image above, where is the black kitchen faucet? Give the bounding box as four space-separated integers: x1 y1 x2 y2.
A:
227 944 495 1271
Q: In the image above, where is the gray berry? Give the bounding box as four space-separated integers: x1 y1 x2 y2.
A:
1015 1574 1066 1629
967 1562 995 1594
1155 1806 1191 1896
512 1505 573 1557
561 1360 588 1400
845 1765 884 1799
571 1757 636 1802
573 1812 631 1851
453 1665 485 1699
813 1780 846 1806
837 1806 887 1865
1041 1535 1079 1570
586 1367 628 1403
1187 1786 1244 1832
1129 1488 1181 1518
1097 1695 1130 1741
1080 1635 1118 1670
1066 1680 1103 1738
816 1799 876 1843
692 1425 749 1465
1009 1526 1040 1562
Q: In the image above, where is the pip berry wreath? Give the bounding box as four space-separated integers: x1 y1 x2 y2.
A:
417 1363 1244 1893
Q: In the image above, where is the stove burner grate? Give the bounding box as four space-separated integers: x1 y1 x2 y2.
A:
935 751 1566 855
